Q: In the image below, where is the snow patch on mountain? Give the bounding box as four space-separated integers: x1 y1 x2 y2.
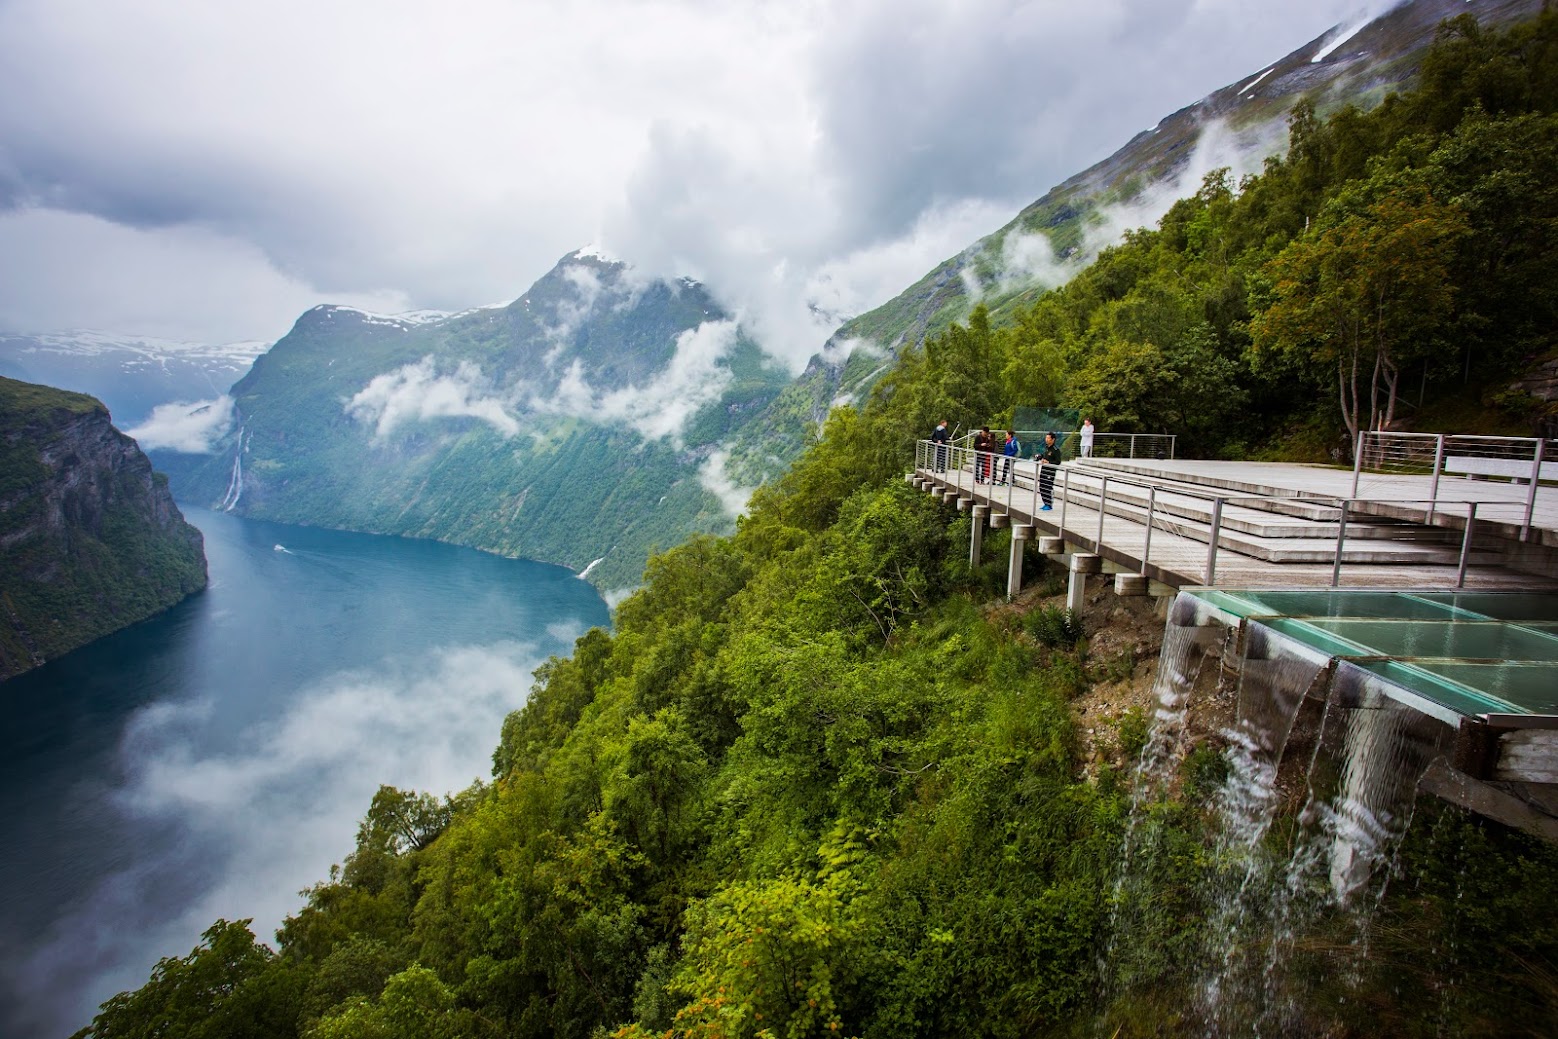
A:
1312 17 1371 62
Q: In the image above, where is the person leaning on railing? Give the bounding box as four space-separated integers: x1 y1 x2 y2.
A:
1034 431 1061 510
931 419 950 472
974 426 995 483
1000 429 1021 485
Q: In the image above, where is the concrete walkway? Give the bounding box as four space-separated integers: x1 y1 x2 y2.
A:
1084 457 1558 547
914 456 1558 593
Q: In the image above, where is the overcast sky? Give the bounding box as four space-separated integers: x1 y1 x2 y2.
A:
0 0 1390 362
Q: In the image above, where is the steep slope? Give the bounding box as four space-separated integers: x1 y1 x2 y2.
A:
0 376 207 681
157 252 789 591
724 0 1547 477
839 0 1546 354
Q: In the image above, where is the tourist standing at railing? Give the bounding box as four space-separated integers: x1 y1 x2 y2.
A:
1000 429 1021 485
1080 418 1094 458
931 420 950 472
974 426 994 483
1035 431 1061 510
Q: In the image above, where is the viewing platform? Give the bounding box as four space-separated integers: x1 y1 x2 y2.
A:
912 436 1558 601
912 433 1558 840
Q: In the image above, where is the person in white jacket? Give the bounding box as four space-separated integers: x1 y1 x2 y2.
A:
1080 418 1095 458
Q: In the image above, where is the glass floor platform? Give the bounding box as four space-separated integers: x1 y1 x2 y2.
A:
1185 589 1558 725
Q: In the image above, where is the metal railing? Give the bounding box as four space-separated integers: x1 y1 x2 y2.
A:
915 439 1514 589
1352 432 1556 540
946 429 1176 461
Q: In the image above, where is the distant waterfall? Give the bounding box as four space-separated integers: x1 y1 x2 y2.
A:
1106 592 1455 1036
217 427 247 512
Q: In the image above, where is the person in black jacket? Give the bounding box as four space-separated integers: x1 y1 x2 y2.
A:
1034 431 1061 510
974 426 994 483
931 420 950 472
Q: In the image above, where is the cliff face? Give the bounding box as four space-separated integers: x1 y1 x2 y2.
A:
0 376 207 681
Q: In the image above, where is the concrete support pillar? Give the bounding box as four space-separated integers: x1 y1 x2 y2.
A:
990 513 1009 529
1007 524 1033 598
942 489 959 504
1113 573 1148 596
1038 536 1065 555
1067 553 1101 612
956 497 970 512
970 505 987 565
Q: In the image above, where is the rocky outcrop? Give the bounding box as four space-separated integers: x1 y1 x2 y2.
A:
1507 354 1558 438
1 376 207 681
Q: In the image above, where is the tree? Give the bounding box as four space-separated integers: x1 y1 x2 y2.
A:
75 920 301 1039
1250 183 1469 444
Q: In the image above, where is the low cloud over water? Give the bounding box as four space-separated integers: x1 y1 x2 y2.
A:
7 640 545 1037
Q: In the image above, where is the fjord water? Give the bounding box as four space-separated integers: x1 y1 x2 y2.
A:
0 509 609 1037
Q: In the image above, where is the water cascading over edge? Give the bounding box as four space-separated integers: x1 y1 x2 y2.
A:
1105 591 1456 1036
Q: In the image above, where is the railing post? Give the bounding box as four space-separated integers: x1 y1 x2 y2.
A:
1350 432 1365 498
1129 434 1137 459
1169 435 1176 460
1205 497 1225 586
1457 501 1478 588
1522 438 1545 542
1331 499 1350 588
1096 476 1108 550
1427 434 1445 524
1142 487 1156 572
1058 468 1071 534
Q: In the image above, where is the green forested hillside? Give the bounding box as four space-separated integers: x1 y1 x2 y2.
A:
728 0 1552 484
161 255 790 591
77 12 1558 1039
0 377 207 680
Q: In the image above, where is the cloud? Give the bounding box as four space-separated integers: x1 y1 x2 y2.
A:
536 319 739 443
125 394 235 453
953 116 1289 310
5 639 547 1038
698 448 756 518
1077 117 1284 261
346 356 520 439
997 229 1069 293
0 209 409 341
599 0 1393 366
0 0 1390 354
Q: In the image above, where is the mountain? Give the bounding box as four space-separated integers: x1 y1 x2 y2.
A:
727 0 1548 466
0 376 207 681
154 251 790 591
0 331 267 429
133 0 1547 593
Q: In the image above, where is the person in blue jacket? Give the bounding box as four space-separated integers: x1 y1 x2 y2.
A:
999 429 1021 485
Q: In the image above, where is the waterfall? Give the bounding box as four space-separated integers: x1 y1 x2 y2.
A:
217 427 246 512
1196 624 1332 1030
1106 591 1456 1035
1100 593 1236 999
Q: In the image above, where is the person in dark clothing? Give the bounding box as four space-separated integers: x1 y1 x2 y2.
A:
974 426 994 483
931 420 950 472
1034 431 1061 510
